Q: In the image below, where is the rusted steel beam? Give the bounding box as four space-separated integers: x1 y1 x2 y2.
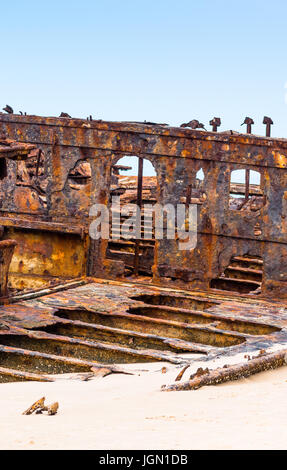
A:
134 157 144 276
6 279 87 304
230 182 262 196
127 304 279 335
175 364 190 381
0 321 209 355
51 307 246 347
2 114 286 166
0 217 85 236
36 317 210 355
0 138 35 159
161 349 287 391
0 366 53 383
245 169 250 201
0 328 185 365
243 119 252 201
112 164 132 175
0 343 134 375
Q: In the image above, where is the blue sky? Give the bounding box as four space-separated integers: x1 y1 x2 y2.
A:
1 0 287 177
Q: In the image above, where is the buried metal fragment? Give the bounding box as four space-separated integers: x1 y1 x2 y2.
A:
175 364 190 382
23 397 59 415
161 349 287 392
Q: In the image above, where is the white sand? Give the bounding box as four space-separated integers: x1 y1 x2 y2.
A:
0 364 287 450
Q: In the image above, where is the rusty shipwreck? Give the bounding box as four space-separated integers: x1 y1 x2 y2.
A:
0 111 287 385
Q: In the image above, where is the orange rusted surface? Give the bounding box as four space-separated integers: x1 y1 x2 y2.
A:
0 240 17 297
1 114 287 382
0 279 286 382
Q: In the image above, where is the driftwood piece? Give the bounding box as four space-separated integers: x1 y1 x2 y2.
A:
161 349 287 392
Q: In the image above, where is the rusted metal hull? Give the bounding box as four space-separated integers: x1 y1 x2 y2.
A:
1 114 287 296
1 115 287 383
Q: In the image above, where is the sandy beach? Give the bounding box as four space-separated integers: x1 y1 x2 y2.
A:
0 363 286 450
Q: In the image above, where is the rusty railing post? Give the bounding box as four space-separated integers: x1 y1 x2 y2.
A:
263 116 273 137
241 117 254 201
209 117 221 132
241 117 254 134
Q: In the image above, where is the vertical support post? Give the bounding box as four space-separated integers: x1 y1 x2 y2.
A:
245 169 250 201
186 185 192 207
244 120 253 201
134 157 143 276
49 132 61 217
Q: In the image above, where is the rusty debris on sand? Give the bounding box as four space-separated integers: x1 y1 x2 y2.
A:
23 397 59 415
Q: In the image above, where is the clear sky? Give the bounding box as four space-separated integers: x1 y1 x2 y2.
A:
1 0 287 143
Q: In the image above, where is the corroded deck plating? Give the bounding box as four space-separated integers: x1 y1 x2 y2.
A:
0 279 286 382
